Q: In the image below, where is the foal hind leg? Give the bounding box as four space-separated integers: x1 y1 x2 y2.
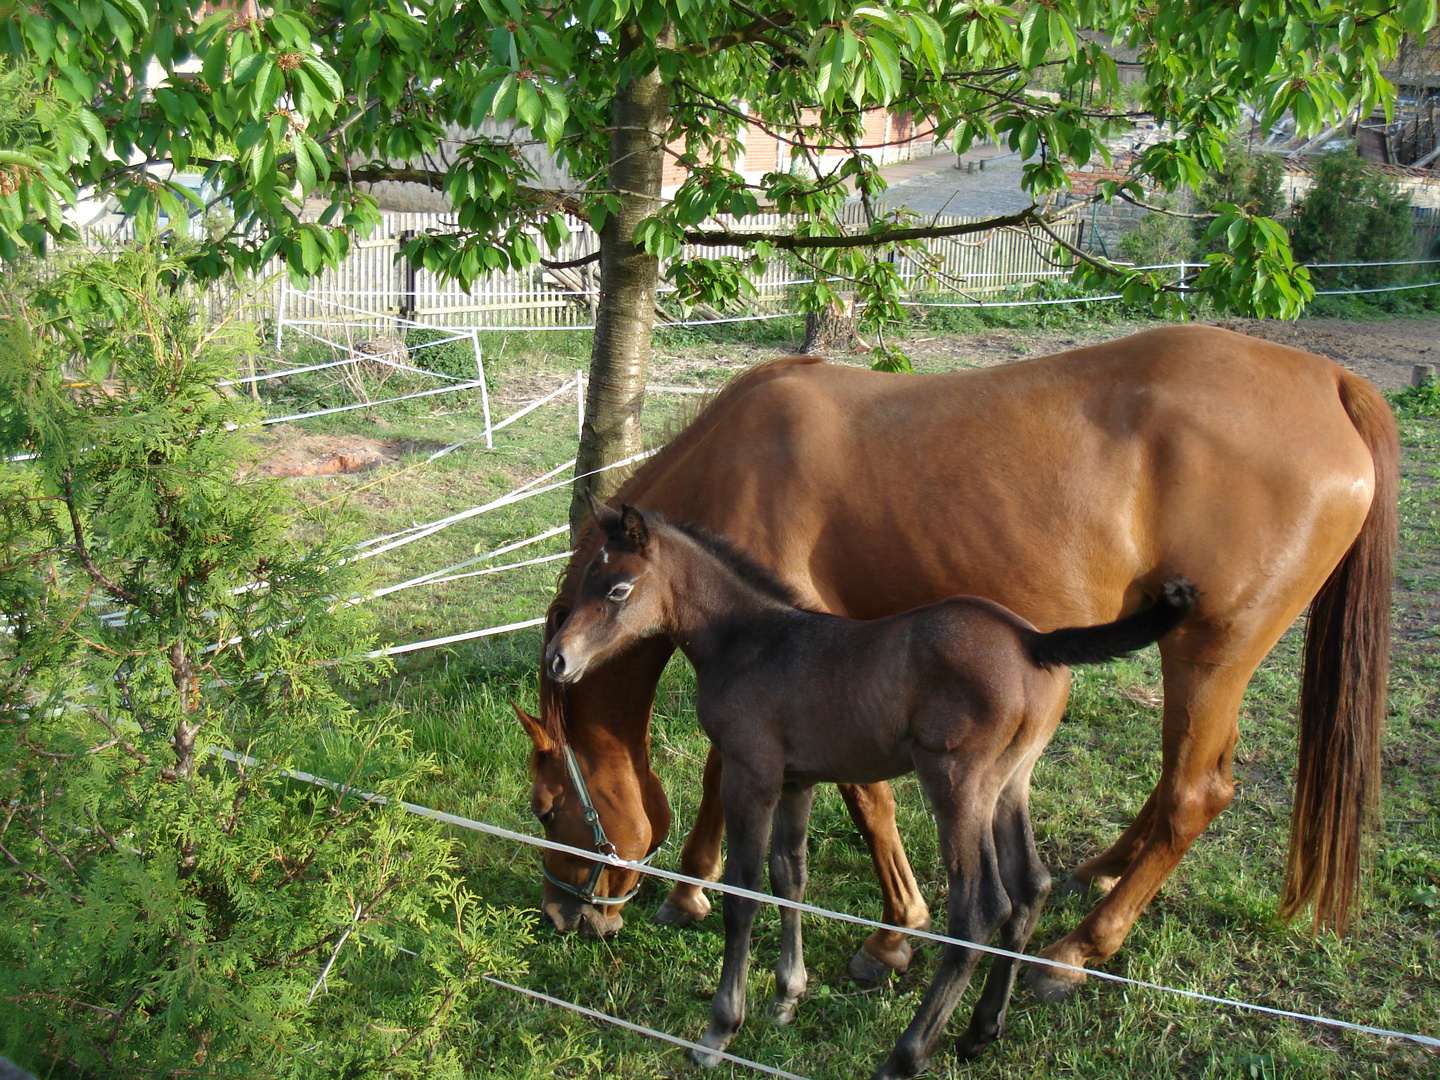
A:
955 771 1052 1060
838 781 932 983
658 745 725 927
768 783 816 1026
1027 656 1254 1003
873 759 1009 1080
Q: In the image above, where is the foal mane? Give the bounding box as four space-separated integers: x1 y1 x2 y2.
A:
671 521 805 608
538 355 827 745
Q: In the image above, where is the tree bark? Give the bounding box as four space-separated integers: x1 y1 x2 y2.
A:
569 24 673 533
801 295 861 355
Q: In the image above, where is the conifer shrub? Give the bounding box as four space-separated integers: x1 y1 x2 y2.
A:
0 237 529 1077
1289 153 1416 288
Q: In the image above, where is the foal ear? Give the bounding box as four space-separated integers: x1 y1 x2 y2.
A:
586 489 622 533
511 702 556 755
620 503 650 549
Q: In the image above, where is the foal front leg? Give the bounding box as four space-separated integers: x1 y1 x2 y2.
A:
768 783 816 1026
693 766 779 1068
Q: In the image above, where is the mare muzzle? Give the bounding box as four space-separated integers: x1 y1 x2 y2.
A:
542 743 666 907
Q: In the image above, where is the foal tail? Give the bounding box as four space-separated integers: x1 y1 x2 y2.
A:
1028 578 1198 669
1279 372 1398 936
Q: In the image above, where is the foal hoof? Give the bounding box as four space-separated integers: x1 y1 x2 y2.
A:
768 997 801 1027
690 1032 729 1069
690 1046 724 1069
655 894 709 927
847 946 897 985
1024 962 1086 1004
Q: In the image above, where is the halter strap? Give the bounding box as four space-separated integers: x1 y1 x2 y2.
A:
541 742 666 907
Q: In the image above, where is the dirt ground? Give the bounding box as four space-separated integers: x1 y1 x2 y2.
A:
895 315 1440 391
250 316 1440 476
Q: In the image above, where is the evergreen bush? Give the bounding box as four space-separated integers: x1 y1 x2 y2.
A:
1289 153 1415 288
0 236 529 1078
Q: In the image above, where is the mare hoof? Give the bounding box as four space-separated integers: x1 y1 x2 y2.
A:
655 894 709 927
847 946 897 985
1024 962 1086 1004
768 997 801 1027
1060 872 1117 899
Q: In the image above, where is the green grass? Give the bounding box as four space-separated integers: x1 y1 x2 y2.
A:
269 326 1440 1079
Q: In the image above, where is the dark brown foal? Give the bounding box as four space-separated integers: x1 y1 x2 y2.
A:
545 498 1197 1078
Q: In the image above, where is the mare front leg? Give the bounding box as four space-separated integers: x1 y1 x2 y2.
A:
955 769 1051 1060
873 758 1010 1080
838 781 932 983
693 760 780 1068
768 783 816 1026
657 744 725 927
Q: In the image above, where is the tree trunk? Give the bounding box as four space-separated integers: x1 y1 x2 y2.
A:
801 294 861 355
569 24 673 533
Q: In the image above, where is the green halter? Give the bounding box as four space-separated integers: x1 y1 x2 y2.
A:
541 743 667 907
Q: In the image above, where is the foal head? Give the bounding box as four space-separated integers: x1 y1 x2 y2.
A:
545 497 670 686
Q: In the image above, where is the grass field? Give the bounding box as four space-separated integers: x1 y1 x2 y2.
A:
262 317 1439 1080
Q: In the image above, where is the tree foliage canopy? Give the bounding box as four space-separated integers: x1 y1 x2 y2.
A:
0 0 1434 319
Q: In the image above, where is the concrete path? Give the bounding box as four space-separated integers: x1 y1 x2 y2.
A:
860 146 1038 220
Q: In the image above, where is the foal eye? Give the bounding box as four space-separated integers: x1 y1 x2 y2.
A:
607 582 634 603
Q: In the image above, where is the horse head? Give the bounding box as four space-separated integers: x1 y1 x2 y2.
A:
516 498 674 936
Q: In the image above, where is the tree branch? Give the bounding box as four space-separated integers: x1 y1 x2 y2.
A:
62 474 148 611
675 12 800 58
681 206 1045 251
540 250 601 269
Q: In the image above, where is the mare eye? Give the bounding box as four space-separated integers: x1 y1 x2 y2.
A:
607 582 634 603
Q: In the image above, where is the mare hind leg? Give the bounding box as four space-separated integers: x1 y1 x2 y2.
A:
954 769 1052 1060
873 758 1010 1080
768 783 816 1025
838 781 932 983
1027 652 1259 1004
1065 790 1157 897
658 745 725 927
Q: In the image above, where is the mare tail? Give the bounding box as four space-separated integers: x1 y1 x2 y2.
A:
1028 578 1198 669
1280 372 1398 936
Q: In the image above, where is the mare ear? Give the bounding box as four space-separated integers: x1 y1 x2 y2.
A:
586 489 622 533
511 702 555 755
620 503 649 549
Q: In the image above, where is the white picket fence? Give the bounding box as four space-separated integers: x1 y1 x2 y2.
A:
83 209 1081 330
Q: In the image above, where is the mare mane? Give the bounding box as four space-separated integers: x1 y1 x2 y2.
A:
539 355 826 745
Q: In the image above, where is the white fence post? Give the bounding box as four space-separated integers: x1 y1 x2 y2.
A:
472 329 493 449
276 275 287 352
576 370 585 437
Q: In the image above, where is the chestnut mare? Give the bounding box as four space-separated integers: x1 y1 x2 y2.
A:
515 325 1397 1002
546 498 1198 1077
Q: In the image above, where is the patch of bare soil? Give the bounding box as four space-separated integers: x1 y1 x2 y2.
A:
1204 316 1440 391
901 315 1440 389
243 428 445 479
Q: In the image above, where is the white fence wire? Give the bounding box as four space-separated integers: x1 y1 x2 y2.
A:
214 747 1440 1076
